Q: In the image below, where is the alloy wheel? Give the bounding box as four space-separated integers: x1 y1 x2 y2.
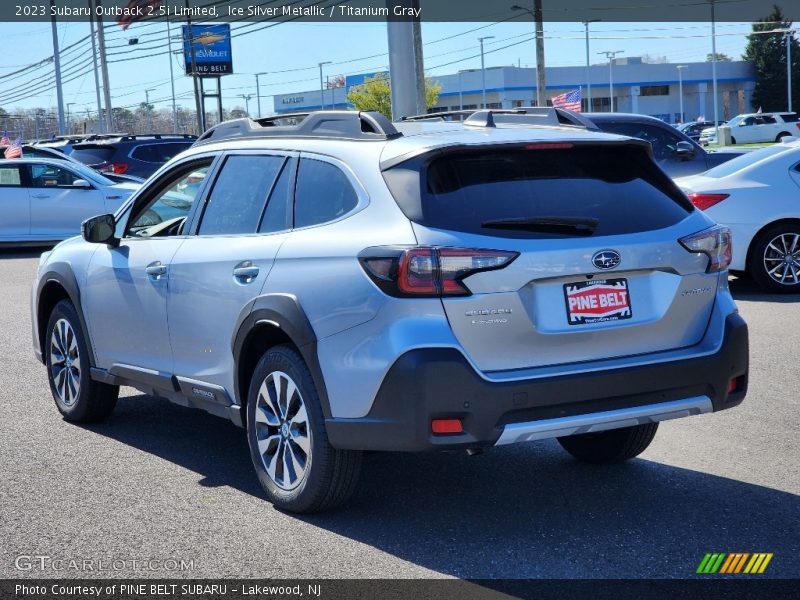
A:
50 318 81 406
763 232 800 286
254 370 311 490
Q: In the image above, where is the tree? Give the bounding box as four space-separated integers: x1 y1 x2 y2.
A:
347 73 442 119
743 5 800 112
706 52 732 62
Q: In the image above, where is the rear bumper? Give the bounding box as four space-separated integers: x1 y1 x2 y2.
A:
325 312 748 451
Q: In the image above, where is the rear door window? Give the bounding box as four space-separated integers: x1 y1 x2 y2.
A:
294 158 358 228
198 155 285 236
0 166 22 186
384 144 692 239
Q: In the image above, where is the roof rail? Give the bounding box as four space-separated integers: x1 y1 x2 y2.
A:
403 107 599 131
194 110 402 146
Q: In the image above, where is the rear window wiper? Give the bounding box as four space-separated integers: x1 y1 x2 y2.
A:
480 216 599 236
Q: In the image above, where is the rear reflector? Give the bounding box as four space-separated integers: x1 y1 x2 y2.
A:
431 419 463 434
687 192 729 210
728 378 737 393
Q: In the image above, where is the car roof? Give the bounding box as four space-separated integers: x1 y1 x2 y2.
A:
182 120 639 170
583 112 672 125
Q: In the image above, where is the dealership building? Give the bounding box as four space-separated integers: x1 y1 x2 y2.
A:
272 58 756 123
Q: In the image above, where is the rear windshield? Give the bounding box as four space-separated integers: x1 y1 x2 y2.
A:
69 147 115 165
383 144 693 238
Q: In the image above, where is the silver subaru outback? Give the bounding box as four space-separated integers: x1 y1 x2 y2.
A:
31 110 748 513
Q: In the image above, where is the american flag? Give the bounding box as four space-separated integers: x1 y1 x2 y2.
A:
551 88 582 112
117 0 162 30
4 137 22 159
0 130 10 146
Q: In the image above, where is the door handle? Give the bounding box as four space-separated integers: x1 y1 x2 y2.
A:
31 194 50 199
145 262 167 278
233 261 259 283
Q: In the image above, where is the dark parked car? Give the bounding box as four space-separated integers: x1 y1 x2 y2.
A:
67 134 197 179
676 121 726 142
0 144 144 184
585 113 745 178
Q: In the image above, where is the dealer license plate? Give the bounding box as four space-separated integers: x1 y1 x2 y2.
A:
563 278 632 325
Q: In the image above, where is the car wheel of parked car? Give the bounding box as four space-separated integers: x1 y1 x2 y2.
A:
730 136 736 144
46 300 118 422
748 223 800 293
246 345 362 513
775 132 791 143
557 423 658 464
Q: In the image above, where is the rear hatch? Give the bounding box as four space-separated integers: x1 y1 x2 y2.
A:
382 141 722 372
68 144 118 172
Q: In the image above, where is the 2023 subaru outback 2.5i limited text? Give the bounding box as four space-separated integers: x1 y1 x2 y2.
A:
31 110 748 513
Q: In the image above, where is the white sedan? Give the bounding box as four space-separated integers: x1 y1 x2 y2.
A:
0 158 139 245
675 141 800 292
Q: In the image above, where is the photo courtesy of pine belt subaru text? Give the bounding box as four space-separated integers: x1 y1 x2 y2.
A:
30 109 749 513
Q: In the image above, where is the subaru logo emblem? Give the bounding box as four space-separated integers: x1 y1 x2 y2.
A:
592 250 621 270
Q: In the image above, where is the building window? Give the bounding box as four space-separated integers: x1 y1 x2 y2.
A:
428 107 448 113
462 104 478 110
640 85 669 96
588 97 610 112
485 102 502 109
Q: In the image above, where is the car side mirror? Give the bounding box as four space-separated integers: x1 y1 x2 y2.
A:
82 214 118 247
675 141 695 159
73 179 91 189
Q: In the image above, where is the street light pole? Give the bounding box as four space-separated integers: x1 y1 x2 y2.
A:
511 4 546 106
67 103 76 134
318 61 331 110
598 50 623 111
582 20 600 110
144 88 155 132
49 0 66 135
676 65 687 123
478 36 495 108
255 72 268 117
239 94 253 117
785 30 794 112
709 0 720 143
166 19 178 134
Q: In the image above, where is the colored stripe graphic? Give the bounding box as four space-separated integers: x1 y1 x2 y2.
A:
697 553 726 574
743 553 773 574
698 552 773 574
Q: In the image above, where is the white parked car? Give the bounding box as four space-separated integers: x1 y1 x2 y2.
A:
675 141 800 292
0 158 139 245
703 112 800 145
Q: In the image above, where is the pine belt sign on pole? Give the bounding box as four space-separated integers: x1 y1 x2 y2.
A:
182 23 232 132
182 24 233 77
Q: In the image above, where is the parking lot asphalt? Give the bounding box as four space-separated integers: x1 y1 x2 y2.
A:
0 248 797 580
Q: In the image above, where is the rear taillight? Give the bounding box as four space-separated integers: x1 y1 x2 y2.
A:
359 246 518 297
679 225 732 272
687 193 729 210
101 163 129 174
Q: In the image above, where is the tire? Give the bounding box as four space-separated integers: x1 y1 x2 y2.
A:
45 300 119 422
747 223 800 293
730 136 736 144
246 345 362 513
776 132 791 143
557 423 658 464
